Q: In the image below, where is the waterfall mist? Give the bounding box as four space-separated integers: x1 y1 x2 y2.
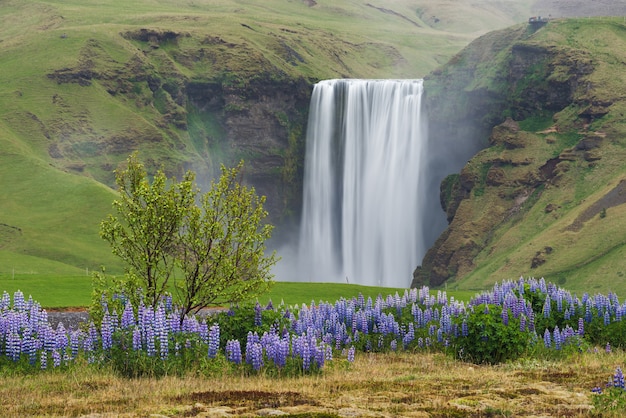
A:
294 79 431 288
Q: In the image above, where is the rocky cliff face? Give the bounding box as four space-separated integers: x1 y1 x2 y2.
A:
413 18 626 293
46 29 312 228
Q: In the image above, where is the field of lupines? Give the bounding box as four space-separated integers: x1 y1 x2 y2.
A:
1 276 626 411
1 276 626 373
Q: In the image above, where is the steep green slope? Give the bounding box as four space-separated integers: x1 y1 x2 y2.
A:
417 17 626 295
0 0 535 277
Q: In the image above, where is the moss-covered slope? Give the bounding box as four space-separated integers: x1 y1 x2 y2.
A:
416 17 626 295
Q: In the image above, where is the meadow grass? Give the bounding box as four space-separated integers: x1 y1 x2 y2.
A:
0 350 622 417
0 277 476 308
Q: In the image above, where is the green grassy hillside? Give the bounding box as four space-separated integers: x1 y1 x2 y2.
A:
420 17 626 296
0 0 536 279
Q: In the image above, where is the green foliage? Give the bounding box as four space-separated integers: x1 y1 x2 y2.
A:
212 302 292 350
452 304 531 364
100 153 196 307
174 161 277 316
592 387 626 416
99 154 277 320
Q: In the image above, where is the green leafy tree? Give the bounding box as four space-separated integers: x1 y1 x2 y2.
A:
175 161 277 317
99 154 276 318
100 153 195 307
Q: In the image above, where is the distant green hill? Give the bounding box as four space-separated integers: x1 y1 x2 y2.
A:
0 0 535 278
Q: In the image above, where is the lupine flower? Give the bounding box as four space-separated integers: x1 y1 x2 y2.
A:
543 329 551 348
553 327 562 350
605 342 612 354
207 324 220 359
613 367 625 389
347 346 355 362
247 342 264 371
254 302 263 326
226 339 242 364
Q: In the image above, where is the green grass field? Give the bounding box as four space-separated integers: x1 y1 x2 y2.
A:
0 274 478 308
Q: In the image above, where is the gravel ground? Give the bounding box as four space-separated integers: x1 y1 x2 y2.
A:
46 311 90 330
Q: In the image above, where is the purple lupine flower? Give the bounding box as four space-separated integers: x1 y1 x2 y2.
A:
101 311 113 351
501 308 509 326
462 320 468 337
613 367 625 389
22 331 37 365
553 327 562 350
247 342 264 371
254 302 263 326
145 322 156 357
132 326 142 351
314 343 325 368
390 340 397 351
519 314 526 332
225 339 242 364
208 324 220 359
347 346 355 362
121 302 135 329
543 329 551 348
156 304 169 360
7 331 20 361
55 322 69 353
69 330 80 360
40 350 48 370
605 342 612 354
402 323 415 348
13 291 26 312
52 349 61 368
604 310 610 326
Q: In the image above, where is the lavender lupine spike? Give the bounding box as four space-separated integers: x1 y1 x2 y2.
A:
52 349 62 368
156 304 169 360
577 317 584 336
226 339 242 364
121 302 135 329
254 302 263 326
0 291 10 310
132 326 142 351
347 346 355 362
101 311 113 351
247 342 264 371
553 327 562 350
543 329 551 348
208 324 220 359
145 321 156 357
613 367 625 389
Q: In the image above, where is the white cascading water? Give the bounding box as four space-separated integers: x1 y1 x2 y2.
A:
297 79 428 288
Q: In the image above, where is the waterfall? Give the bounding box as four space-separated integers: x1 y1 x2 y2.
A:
297 79 429 288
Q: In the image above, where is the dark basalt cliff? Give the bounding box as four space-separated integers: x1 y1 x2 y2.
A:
413 19 626 293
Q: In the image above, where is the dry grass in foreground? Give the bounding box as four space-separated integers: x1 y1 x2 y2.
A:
1 350 624 417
